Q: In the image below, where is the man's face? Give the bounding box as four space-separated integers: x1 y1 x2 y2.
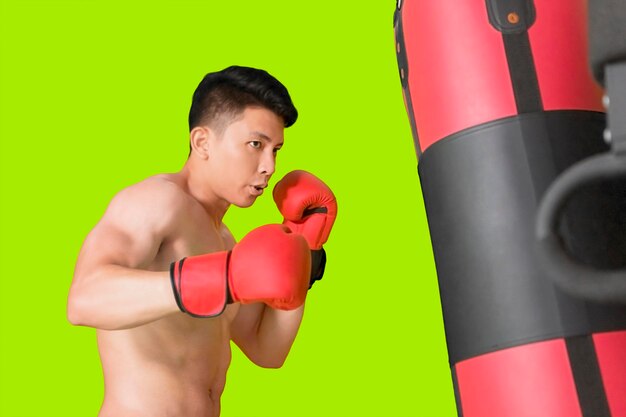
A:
206 106 285 208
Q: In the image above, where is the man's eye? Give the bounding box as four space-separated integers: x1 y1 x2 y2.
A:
249 141 262 149
273 147 281 155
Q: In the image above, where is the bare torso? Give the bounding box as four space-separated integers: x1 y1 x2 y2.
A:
97 174 240 417
69 108 308 417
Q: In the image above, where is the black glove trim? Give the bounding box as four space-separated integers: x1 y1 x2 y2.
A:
309 248 327 289
170 258 187 313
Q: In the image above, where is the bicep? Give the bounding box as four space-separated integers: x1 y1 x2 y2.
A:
74 188 171 280
75 221 160 277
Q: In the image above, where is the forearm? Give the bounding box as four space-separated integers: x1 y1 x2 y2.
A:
67 264 179 330
254 303 305 368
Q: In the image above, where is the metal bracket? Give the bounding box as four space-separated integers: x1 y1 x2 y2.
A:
605 61 626 154
486 0 536 34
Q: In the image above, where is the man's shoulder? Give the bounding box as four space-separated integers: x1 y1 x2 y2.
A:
115 175 186 205
104 175 189 225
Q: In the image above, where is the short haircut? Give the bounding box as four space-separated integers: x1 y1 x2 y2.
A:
188 66 298 135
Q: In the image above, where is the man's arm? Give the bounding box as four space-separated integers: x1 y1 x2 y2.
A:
230 302 305 368
229 171 338 368
67 179 180 330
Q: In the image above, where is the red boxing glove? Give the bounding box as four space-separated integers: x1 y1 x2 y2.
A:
273 170 337 287
272 170 337 250
170 224 311 317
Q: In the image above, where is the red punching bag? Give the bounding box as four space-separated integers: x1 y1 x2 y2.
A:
394 1 626 416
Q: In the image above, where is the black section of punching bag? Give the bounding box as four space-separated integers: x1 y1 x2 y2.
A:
566 335 612 417
588 0 626 85
419 110 626 365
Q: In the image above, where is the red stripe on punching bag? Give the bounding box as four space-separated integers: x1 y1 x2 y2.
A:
399 0 603 152
455 338 582 417
528 0 603 111
594 330 626 417
401 0 517 152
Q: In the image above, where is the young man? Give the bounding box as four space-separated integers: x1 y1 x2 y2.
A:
68 66 337 417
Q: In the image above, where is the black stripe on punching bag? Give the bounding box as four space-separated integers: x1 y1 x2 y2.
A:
486 0 543 113
503 32 543 113
451 365 464 417
565 335 611 417
394 1 422 157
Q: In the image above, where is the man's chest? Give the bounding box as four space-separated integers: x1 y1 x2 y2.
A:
151 211 234 270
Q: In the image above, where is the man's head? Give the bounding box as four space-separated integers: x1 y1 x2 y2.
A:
186 66 298 208
189 66 298 138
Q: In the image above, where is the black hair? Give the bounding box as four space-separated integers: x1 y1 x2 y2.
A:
188 66 298 135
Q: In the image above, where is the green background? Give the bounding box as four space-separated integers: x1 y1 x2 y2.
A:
0 0 456 415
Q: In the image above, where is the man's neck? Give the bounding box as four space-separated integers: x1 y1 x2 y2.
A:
177 160 230 227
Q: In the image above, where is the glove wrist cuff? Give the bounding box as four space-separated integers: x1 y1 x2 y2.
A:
170 251 231 318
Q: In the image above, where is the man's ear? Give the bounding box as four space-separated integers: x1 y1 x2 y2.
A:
189 126 212 159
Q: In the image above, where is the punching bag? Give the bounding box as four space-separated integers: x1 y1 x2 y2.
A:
394 1 626 416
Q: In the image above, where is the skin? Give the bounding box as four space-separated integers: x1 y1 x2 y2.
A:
68 106 306 417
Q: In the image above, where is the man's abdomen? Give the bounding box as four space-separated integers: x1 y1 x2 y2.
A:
97 313 232 417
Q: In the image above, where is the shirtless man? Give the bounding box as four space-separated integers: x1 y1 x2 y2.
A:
67 66 337 417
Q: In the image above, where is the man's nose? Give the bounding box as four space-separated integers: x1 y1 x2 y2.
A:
259 151 276 176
